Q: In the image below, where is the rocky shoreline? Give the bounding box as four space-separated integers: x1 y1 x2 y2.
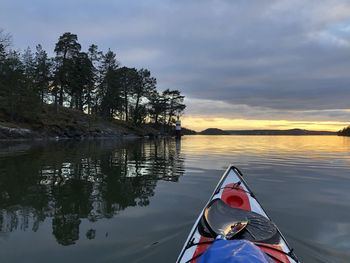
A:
0 123 151 141
0 124 145 141
0 106 163 141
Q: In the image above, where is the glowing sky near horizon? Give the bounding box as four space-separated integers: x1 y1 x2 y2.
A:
181 116 348 132
1 0 350 131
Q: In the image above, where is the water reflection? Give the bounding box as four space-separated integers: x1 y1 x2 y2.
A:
2 136 350 262
0 138 184 246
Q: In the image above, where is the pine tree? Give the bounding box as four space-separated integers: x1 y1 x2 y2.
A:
86 44 100 114
34 44 51 104
163 89 186 125
116 67 139 121
98 49 120 118
132 69 157 125
54 32 81 106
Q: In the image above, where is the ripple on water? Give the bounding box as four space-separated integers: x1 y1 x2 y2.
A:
0 136 350 263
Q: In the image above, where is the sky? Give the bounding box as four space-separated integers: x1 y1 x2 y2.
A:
1 0 350 131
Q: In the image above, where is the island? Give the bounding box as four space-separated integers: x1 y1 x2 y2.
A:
338 126 350 136
196 128 336 136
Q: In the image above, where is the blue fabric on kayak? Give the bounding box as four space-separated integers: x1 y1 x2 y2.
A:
197 239 274 263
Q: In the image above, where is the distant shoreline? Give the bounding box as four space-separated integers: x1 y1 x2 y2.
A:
190 134 337 136
196 128 337 136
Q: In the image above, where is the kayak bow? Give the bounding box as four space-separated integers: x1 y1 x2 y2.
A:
177 165 299 263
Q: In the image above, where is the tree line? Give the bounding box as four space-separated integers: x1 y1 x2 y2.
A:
0 30 185 126
338 126 350 136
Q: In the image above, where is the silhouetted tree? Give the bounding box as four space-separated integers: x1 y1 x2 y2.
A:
338 126 350 136
148 90 167 125
22 47 35 86
0 28 11 50
98 49 120 118
0 30 187 131
117 67 139 121
70 52 94 111
0 50 36 119
163 89 186 125
34 44 51 104
132 68 157 125
86 44 100 114
54 32 81 106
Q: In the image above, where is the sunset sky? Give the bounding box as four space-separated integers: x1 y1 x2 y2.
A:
1 0 350 131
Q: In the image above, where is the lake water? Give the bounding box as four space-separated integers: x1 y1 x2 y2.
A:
0 135 349 263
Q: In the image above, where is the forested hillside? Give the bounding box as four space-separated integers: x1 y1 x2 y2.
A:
0 29 186 139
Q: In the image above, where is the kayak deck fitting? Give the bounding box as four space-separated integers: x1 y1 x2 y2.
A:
177 165 299 263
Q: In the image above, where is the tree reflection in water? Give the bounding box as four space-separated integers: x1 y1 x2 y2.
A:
0 138 184 246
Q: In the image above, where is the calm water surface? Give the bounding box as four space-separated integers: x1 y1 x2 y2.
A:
0 136 349 263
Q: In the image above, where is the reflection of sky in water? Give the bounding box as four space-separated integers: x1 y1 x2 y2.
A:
317 222 350 251
0 136 349 263
181 135 350 171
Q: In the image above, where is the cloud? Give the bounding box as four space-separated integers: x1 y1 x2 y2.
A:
185 97 350 122
1 0 350 119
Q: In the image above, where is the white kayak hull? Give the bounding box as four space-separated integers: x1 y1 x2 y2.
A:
177 165 299 263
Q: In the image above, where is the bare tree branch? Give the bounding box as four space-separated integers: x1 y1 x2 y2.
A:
0 28 12 49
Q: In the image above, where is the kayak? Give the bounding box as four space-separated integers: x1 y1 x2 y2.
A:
176 165 299 263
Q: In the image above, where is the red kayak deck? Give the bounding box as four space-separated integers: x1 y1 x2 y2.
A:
176 166 299 263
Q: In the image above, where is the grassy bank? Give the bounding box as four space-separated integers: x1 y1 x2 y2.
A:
0 105 161 140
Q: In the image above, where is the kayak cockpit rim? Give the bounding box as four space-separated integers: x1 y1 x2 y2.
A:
176 165 299 263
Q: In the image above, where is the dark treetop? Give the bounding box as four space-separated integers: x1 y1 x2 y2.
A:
0 30 186 131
